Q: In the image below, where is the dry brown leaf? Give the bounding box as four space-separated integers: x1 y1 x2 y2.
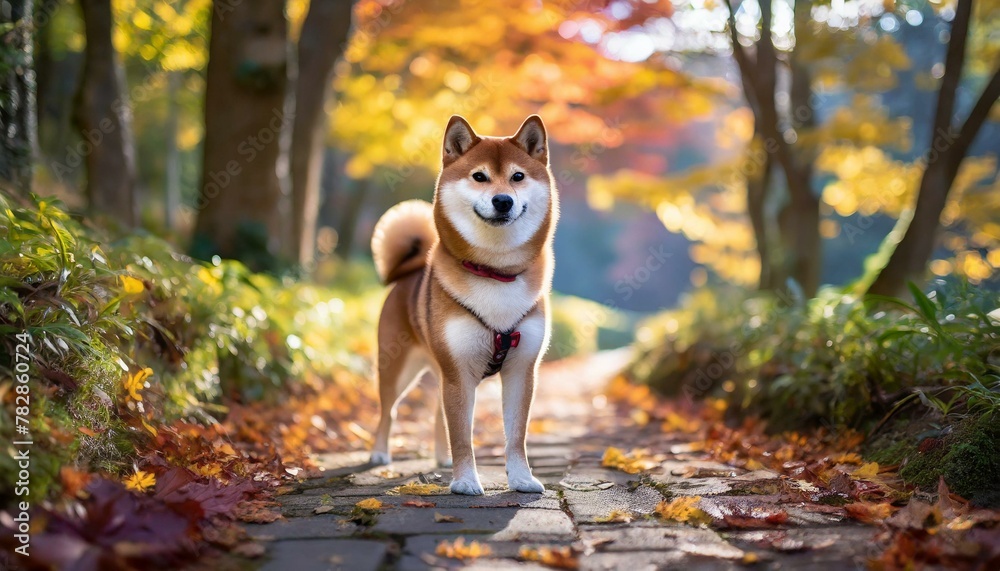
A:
402 500 436 508
519 545 579 569
434 512 464 523
844 501 894 524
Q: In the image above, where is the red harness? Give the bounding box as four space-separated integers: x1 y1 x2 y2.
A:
460 260 525 377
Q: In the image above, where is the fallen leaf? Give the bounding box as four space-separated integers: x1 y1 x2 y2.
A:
234 500 282 523
601 447 658 474
851 462 880 480
595 509 633 523
314 505 335 514
655 496 713 526
388 483 450 496
519 545 579 569
845 502 894 524
355 498 383 510
436 537 492 560
679 541 746 560
402 500 436 508
434 512 464 523
124 469 156 493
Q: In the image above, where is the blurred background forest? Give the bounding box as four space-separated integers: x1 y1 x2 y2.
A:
2 0 1000 551
7 0 999 309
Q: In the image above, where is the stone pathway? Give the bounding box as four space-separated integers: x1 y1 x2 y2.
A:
243 350 879 570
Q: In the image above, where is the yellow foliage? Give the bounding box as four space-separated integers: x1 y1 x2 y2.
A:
123 367 153 401
354 498 384 510
387 483 451 496
595 509 634 523
601 447 659 474
120 275 145 295
124 469 156 493
852 462 880 480
654 496 713 526
436 537 492 560
519 545 579 569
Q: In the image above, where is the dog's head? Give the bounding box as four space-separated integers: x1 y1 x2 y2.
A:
435 115 555 253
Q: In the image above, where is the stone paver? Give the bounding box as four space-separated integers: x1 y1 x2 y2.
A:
246 350 877 570
259 539 389 571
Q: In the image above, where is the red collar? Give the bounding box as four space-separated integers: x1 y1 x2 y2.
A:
461 260 519 282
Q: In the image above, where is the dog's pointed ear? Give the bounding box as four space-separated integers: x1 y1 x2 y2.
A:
443 115 480 165
512 115 548 164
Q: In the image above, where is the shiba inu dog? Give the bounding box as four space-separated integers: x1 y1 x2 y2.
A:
368 115 558 495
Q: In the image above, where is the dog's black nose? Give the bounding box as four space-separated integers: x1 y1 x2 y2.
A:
492 194 514 213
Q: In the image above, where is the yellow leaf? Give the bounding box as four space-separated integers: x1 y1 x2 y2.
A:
436 537 492 560
655 496 713 526
595 509 633 523
191 463 221 478
355 498 383 510
744 458 765 471
124 470 156 493
601 447 658 474
387 483 450 496
519 545 579 569
852 462 880 480
123 367 153 401
141 418 158 437
833 453 863 465
120 275 145 295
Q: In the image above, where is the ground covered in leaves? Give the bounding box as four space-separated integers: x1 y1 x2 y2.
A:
165 351 998 571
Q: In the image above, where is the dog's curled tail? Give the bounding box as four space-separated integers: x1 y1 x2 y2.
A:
371 200 436 285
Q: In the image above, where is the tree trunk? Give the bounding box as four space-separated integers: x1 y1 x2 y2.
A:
746 144 774 290
0 0 36 193
164 71 180 232
193 0 288 262
288 0 354 266
73 0 136 226
335 178 370 258
868 0 999 297
776 1 821 298
777 188 821 297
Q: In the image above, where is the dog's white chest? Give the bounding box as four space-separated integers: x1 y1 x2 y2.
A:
447 276 539 333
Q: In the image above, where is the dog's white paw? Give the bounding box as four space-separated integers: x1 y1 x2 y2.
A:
450 476 485 495
370 451 392 465
507 473 545 494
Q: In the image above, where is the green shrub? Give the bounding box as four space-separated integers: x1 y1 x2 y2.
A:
0 195 382 501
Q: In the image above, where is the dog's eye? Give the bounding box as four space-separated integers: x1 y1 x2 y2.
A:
511 172 525 182
472 172 488 182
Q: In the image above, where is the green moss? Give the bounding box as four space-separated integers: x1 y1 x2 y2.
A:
942 414 1000 507
892 414 1000 507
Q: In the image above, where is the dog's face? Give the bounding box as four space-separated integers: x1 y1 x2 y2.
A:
436 115 553 252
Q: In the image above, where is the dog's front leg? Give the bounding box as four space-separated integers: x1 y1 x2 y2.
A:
442 373 483 495
501 360 545 493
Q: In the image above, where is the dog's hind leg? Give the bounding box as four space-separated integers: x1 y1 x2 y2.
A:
426 371 452 467
371 348 429 465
